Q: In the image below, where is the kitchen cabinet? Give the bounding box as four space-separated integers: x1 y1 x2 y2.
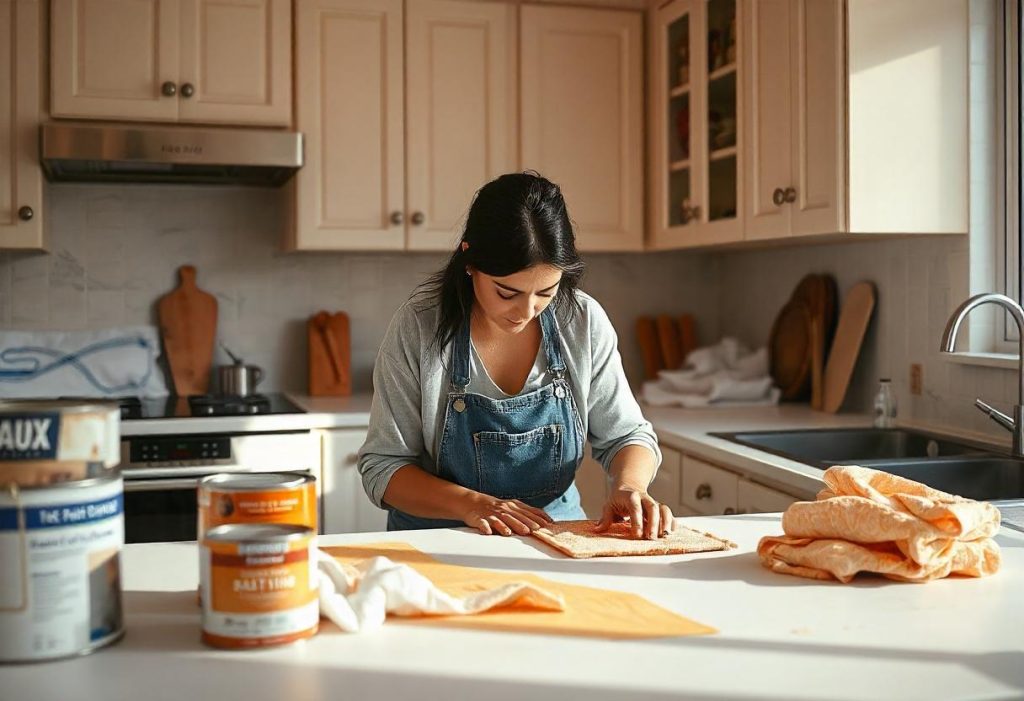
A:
288 0 516 251
520 5 644 252
736 478 797 514
681 453 739 515
320 428 388 534
0 0 45 250
574 446 608 519
743 0 967 240
51 0 291 126
651 0 968 249
649 0 743 249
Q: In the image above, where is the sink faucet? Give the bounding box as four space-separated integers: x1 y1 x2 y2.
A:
940 292 1024 457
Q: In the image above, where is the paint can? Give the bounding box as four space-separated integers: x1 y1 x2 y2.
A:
197 472 318 536
200 523 318 648
0 475 125 662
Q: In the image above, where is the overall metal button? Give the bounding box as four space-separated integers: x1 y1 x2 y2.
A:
454 398 466 412
554 386 565 398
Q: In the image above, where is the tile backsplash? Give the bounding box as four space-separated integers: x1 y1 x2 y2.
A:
0 184 719 394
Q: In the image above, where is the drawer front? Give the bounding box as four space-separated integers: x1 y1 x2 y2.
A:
681 455 738 515
648 447 683 513
737 479 798 514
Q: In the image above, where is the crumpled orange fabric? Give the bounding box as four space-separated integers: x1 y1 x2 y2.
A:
757 466 1002 583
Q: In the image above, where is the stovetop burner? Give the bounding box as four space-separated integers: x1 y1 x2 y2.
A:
58 394 304 420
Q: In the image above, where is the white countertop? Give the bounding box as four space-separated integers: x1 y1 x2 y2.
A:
3 516 1022 701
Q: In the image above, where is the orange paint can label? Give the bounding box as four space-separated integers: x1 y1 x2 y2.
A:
200 523 318 648
198 473 318 537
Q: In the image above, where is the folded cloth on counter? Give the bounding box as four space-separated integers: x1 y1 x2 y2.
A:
642 339 777 408
319 542 716 638
0 326 169 398
757 466 1002 583
317 549 565 633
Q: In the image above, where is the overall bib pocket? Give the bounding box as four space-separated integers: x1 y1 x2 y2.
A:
474 424 563 500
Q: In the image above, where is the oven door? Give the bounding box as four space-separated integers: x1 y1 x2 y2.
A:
123 477 204 544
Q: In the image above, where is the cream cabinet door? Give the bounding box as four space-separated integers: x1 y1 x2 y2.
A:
680 454 738 515
736 478 797 514
742 0 791 241
178 0 291 126
0 0 44 250
405 0 517 252
647 446 683 515
51 0 181 121
320 429 388 534
520 5 643 252
291 0 405 250
788 0 843 237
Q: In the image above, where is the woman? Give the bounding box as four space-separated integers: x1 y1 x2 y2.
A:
359 172 673 539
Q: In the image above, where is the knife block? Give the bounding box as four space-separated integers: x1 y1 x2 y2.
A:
308 311 351 396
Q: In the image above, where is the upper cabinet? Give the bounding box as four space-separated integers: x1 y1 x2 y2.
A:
51 0 291 126
649 0 743 249
288 0 517 251
651 0 968 249
0 0 45 250
521 5 644 252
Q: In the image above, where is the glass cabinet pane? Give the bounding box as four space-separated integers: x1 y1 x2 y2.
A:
706 0 737 222
667 11 693 227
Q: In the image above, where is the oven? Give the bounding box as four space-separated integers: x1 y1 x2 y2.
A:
118 397 322 543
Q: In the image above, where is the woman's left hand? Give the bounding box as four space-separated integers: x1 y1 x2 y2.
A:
595 486 675 540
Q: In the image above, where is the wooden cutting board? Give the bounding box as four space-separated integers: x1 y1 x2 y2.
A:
636 317 664 380
678 314 698 365
308 311 351 396
158 265 217 396
791 274 837 408
822 281 877 413
655 314 683 370
768 300 813 400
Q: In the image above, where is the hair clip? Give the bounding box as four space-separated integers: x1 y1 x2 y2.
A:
460 241 469 252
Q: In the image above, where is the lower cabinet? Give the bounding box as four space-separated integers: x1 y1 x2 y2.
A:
736 478 798 514
575 445 608 519
319 428 388 534
667 446 799 516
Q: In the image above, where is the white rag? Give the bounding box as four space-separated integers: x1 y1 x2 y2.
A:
642 339 777 408
316 550 565 633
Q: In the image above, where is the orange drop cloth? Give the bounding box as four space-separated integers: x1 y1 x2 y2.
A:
320 542 714 639
757 466 1002 583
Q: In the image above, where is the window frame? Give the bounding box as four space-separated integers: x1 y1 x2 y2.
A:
997 0 1022 352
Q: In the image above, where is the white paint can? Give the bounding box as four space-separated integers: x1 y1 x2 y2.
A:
0 401 123 663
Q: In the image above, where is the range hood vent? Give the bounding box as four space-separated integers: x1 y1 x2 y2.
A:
41 123 303 186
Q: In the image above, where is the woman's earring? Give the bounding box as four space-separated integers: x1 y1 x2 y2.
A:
465 268 472 276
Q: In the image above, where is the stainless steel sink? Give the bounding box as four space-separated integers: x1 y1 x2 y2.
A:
710 428 988 467
868 457 1024 501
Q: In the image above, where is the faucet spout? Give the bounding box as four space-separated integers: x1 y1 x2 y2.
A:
941 293 1024 457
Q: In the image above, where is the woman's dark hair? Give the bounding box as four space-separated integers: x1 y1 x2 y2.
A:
413 171 586 353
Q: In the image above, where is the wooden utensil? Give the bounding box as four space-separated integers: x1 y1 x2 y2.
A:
157 265 217 396
810 317 824 410
308 311 351 396
768 300 813 400
791 274 833 406
655 314 683 370
678 314 697 364
636 317 664 380
822 281 877 413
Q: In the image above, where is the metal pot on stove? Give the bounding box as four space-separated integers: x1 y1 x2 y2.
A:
217 345 263 397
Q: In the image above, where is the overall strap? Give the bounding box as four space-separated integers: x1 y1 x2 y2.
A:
450 318 472 390
539 307 566 378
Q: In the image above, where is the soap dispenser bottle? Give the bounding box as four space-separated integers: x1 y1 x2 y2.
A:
873 378 897 428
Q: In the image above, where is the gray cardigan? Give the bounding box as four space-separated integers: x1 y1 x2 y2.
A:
357 290 662 508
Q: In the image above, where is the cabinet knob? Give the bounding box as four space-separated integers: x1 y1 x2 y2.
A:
389 210 404 225
724 507 736 515
180 83 195 98
410 211 425 226
783 187 797 204
161 81 177 97
17 206 33 221
695 483 712 500
772 188 786 206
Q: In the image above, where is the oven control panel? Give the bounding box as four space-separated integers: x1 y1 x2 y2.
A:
129 436 231 464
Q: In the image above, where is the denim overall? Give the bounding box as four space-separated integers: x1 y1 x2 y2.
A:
387 307 587 530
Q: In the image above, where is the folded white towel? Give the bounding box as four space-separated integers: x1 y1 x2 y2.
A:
649 339 776 409
316 550 565 633
641 378 781 409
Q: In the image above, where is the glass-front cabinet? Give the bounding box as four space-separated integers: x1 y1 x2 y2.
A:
650 0 742 249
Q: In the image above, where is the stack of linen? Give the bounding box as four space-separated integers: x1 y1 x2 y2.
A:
640 337 780 408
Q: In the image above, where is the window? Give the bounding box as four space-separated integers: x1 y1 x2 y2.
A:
997 0 1022 350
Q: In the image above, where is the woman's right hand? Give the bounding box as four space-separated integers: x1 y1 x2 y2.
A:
461 493 554 536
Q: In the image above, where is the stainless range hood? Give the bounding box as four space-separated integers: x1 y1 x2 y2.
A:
41 123 303 186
